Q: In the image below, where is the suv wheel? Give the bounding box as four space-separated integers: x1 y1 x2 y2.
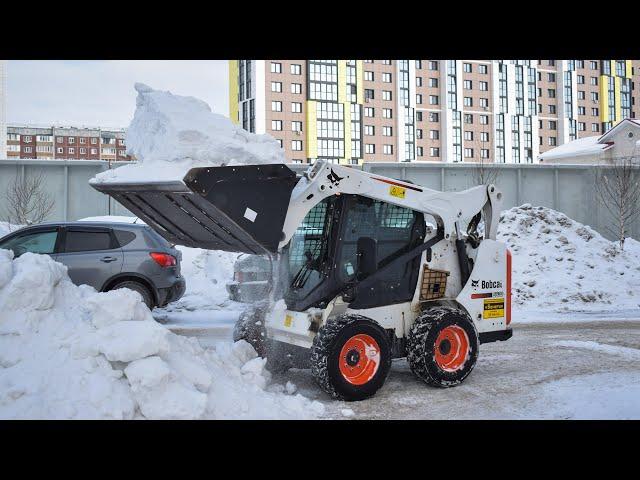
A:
111 280 155 310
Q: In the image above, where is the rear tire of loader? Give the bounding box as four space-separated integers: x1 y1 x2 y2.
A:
407 306 479 388
310 314 391 401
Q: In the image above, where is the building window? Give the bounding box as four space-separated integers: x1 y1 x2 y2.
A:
382 60 392 65
382 73 392 83
591 92 598 101
548 72 556 82
429 130 439 140
416 60 423 69
56 147 63 154
429 95 439 105
80 148 86 154
272 101 282 112
91 138 97 144
270 62 282 73
291 83 302 94
590 77 598 86
91 148 97 154
577 75 585 84
290 64 301 75
480 115 488 125
578 122 586 131
481 149 489 159
592 123 599 132
68 147 75 154
292 121 302 132
592 108 599 116
428 61 438 71
416 77 422 87
382 126 392 136
79 137 86 144
291 140 302 151
549 137 557 146
430 147 440 157
578 106 586 115
291 102 302 113
24 136 33 143
416 111 423 121
464 148 474 158
463 63 472 73
271 120 283 131
463 97 473 107
57 137 63 144
547 89 556 98
416 94 423 105
480 132 489 142
365 89 375 100
416 129 423 139
24 146 33 153
382 90 392 101
365 71 374 81
464 131 473 141
364 125 375 136
429 112 439 122
382 108 393 119
479 64 488 74
428 77 438 88
479 81 488 91
464 114 473 124
549 105 556 114
479 98 489 108
365 144 375 154
464 80 472 90
548 120 557 130
417 146 423 156
271 82 282 92
364 107 374 117
590 61 598 70
383 144 393 155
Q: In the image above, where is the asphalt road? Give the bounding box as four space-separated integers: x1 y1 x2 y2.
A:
157 310 640 419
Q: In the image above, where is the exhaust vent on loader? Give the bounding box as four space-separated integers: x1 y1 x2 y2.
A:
420 266 450 301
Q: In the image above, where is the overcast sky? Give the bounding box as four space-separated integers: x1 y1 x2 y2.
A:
6 60 229 129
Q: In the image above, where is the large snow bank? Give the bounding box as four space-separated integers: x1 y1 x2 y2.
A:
91 83 285 184
498 204 640 313
0 250 324 419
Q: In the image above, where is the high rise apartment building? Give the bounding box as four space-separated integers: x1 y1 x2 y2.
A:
5 124 134 161
229 60 639 164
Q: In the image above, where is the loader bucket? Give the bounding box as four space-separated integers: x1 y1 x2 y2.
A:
91 164 299 254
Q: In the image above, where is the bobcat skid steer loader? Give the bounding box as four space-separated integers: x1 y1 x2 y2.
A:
92 159 512 401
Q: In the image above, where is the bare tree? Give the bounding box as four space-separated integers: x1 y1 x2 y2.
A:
3 171 55 226
593 155 640 250
469 115 500 187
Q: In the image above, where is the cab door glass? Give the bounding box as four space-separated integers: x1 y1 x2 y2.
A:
0 230 58 257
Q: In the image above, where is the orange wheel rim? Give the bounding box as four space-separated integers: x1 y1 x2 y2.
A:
338 334 381 385
434 325 469 372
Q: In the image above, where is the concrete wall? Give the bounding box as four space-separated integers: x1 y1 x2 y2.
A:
1 159 638 241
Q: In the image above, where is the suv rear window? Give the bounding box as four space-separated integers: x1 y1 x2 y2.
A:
113 229 136 247
65 230 113 253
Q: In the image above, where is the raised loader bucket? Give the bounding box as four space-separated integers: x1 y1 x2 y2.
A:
91 164 299 254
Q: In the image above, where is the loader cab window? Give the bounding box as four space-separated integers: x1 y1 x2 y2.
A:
337 195 425 308
286 198 333 298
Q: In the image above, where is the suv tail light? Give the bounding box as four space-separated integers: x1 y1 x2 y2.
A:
150 252 177 267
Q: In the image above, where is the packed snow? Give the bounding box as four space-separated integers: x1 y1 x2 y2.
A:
538 135 609 162
497 204 640 316
91 83 285 185
78 216 144 224
0 249 324 419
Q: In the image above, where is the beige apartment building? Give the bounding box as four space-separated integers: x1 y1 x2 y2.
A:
229 60 640 164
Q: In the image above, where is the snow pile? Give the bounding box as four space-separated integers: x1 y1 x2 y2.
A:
164 246 240 312
0 250 324 419
91 83 285 184
498 204 640 312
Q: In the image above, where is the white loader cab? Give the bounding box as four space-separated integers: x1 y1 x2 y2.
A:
93 159 512 401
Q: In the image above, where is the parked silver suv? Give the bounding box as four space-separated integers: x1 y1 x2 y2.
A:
0 221 185 309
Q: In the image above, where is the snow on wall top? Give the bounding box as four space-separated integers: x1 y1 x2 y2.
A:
538 136 609 161
91 83 285 184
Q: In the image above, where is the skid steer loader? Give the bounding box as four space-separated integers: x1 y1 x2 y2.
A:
92 159 512 401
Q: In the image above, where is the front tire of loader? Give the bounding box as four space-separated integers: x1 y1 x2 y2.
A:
233 302 269 357
407 306 479 388
310 314 391 401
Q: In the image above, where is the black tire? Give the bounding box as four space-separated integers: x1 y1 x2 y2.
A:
407 305 479 388
310 314 392 401
232 302 308 373
232 301 269 357
111 280 155 310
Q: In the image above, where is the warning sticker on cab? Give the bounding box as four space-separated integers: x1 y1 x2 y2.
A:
389 185 406 199
483 298 505 319
284 314 293 328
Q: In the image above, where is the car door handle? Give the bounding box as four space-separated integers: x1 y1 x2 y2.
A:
100 256 118 263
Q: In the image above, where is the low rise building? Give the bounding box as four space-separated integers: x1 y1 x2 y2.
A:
538 118 640 164
5 124 134 161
